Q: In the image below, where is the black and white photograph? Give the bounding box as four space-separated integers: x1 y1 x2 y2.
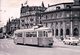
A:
0 0 80 55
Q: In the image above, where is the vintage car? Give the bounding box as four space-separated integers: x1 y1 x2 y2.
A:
63 37 79 45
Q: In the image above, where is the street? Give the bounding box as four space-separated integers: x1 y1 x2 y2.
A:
0 38 80 55
0 0 80 55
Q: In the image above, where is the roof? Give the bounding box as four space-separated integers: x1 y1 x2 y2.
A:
14 29 34 33
45 6 56 12
36 27 51 31
45 2 73 12
14 27 51 33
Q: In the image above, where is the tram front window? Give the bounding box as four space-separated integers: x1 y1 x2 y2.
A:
48 30 52 37
43 31 48 37
26 32 37 37
38 31 43 37
16 33 22 37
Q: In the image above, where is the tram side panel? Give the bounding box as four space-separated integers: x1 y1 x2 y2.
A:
31 37 38 45
23 31 38 45
23 37 38 45
13 27 54 47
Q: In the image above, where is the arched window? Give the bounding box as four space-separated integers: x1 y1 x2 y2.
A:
66 29 70 35
46 15 47 19
73 28 79 36
66 5 71 8
60 29 63 36
56 29 58 36
52 29 54 35
56 6 60 9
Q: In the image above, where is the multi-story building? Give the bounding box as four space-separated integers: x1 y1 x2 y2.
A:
41 0 80 39
6 18 20 34
20 2 46 29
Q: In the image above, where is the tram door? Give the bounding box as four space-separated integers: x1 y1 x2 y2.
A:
38 31 49 46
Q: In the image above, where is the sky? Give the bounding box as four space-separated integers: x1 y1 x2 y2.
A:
0 0 73 27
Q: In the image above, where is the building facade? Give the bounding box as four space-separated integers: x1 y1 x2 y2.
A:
41 0 80 39
20 2 46 29
6 18 20 34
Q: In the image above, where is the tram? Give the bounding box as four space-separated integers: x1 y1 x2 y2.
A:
13 26 54 47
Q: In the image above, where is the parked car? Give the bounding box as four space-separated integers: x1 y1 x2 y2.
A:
63 37 79 45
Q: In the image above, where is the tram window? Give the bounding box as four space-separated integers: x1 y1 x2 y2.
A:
32 32 37 37
30 33 32 37
16 33 22 37
33 34 37 37
26 32 30 37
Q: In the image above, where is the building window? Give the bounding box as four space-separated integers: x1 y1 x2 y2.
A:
46 23 47 27
52 14 55 19
43 16 46 20
25 24 29 26
60 21 62 25
66 5 71 8
60 29 63 36
52 29 54 35
57 12 62 18
73 11 79 17
56 29 58 36
66 12 71 17
54 13 57 18
51 14 53 19
22 24 24 26
30 23 33 26
66 29 70 35
56 6 60 10
56 22 58 25
73 28 79 36
21 20 24 22
30 18 34 21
